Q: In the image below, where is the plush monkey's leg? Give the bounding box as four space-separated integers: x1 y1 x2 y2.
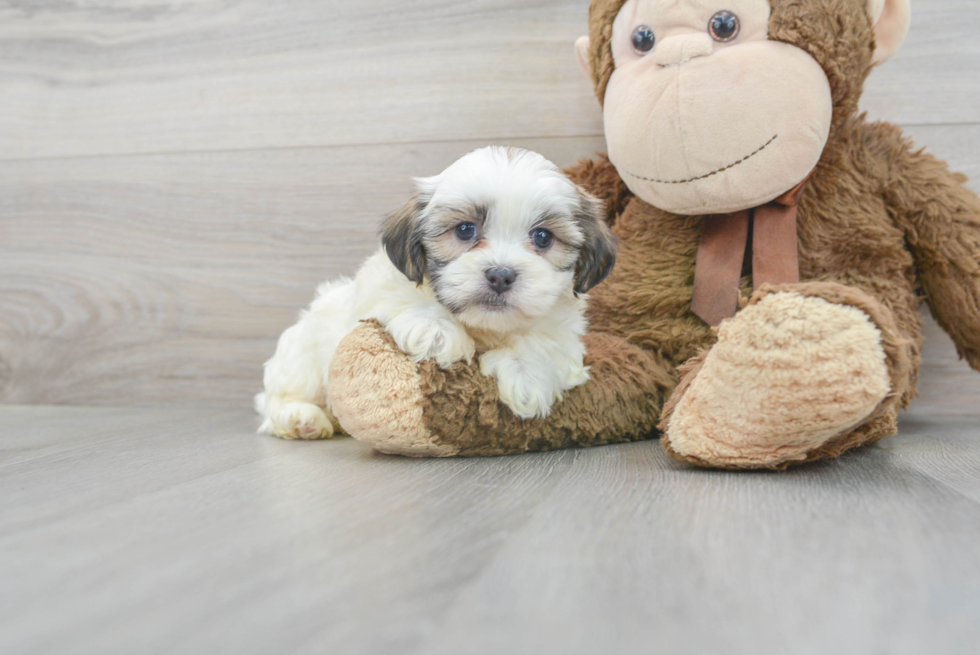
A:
328 320 674 457
660 282 914 469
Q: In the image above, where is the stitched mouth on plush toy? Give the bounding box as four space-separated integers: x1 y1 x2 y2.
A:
623 134 778 185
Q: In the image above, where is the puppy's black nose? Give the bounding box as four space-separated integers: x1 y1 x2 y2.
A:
485 267 517 294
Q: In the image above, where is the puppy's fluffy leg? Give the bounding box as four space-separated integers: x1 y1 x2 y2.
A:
383 304 476 368
259 249 476 439
259 278 357 440
355 251 476 368
480 329 589 420
259 394 335 441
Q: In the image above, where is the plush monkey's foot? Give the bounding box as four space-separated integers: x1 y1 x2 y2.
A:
328 321 457 457
661 290 894 469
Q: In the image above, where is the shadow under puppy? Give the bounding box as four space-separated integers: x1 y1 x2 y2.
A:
257 146 617 439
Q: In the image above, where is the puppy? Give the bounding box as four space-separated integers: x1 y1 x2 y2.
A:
256 146 616 440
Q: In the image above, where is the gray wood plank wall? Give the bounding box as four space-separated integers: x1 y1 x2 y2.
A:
1 1 978 406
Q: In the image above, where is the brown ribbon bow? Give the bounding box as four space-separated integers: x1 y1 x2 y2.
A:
690 174 812 327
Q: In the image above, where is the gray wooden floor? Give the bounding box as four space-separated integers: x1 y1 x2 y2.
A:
3 1 980 653
1 318 979 655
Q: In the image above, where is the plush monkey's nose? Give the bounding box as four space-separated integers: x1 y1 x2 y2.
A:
485 267 517 294
653 33 713 67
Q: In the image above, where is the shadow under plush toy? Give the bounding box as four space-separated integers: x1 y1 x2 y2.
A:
327 0 980 469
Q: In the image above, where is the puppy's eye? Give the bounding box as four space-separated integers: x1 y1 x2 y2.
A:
631 25 656 55
532 228 554 250
708 11 739 42
455 223 477 241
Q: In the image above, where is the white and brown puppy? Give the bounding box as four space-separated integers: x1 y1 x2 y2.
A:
257 146 616 440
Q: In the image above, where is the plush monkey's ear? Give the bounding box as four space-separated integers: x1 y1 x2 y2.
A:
574 36 592 78
867 0 911 65
573 190 617 294
380 195 428 285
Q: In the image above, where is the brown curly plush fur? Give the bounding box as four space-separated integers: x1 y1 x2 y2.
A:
330 0 980 468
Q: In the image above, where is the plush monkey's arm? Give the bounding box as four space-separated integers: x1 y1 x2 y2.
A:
328 320 673 457
886 135 980 369
564 154 633 226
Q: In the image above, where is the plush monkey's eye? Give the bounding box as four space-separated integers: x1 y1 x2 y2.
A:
708 11 740 42
532 228 554 250
631 25 656 55
455 222 477 241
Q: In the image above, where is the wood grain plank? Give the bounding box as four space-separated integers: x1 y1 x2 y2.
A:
0 403 977 655
0 406 580 655
417 431 980 655
884 414 980 505
0 0 604 160
912 309 980 418
0 136 606 405
0 405 191 468
2 124 979 406
860 0 980 126
0 0 977 160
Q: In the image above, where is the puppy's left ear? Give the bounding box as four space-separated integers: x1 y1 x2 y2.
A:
380 195 428 285
573 190 617 294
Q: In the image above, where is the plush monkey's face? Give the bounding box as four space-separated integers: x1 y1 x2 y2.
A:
577 0 910 216
604 0 831 215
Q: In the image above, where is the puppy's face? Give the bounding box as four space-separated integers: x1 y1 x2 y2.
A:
381 147 616 333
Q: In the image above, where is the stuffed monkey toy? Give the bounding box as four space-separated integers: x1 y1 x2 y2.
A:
327 0 980 469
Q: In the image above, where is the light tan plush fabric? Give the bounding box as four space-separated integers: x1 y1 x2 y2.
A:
329 321 457 457
661 291 891 467
601 1 833 215
867 0 910 64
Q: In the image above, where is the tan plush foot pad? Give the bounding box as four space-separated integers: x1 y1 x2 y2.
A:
328 321 458 457
662 291 893 469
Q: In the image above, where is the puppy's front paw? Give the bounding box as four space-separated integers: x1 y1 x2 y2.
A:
264 401 336 440
387 314 476 368
480 350 560 420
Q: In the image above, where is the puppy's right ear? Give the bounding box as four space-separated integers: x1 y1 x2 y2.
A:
380 195 428 285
